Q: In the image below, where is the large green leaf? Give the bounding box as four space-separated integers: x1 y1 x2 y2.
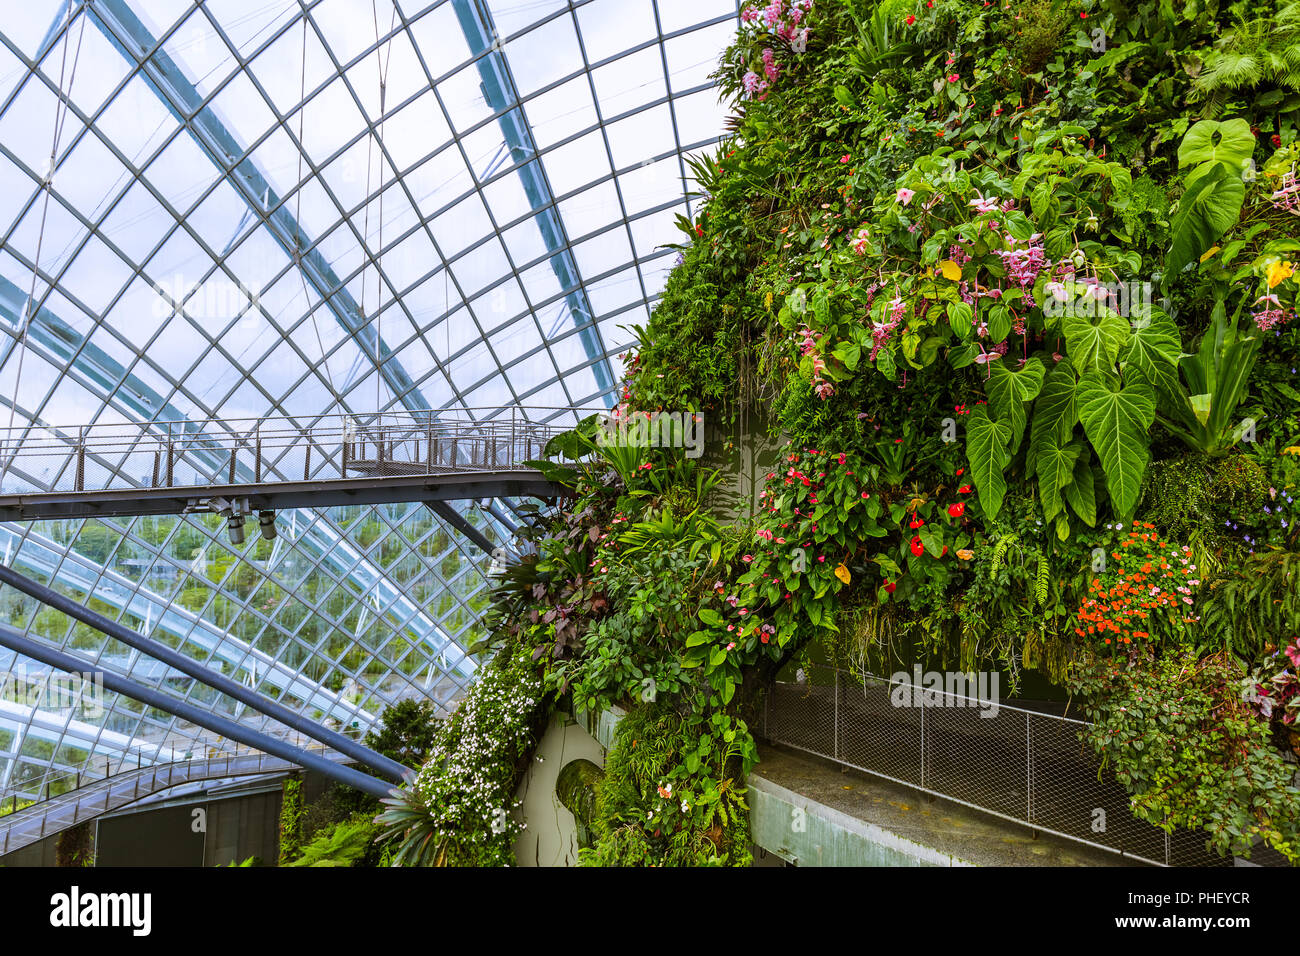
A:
1062 307 1130 374
1177 118 1255 171
987 357 1045 452
1076 372 1156 517
1121 310 1183 407
966 405 1013 519
1063 454 1098 526
1165 163 1245 283
1027 362 1080 475
1036 438 1083 521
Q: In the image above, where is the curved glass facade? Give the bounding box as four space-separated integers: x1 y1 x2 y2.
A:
0 0 735 798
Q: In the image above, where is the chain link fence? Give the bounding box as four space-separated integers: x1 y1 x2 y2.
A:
758 663 1281 867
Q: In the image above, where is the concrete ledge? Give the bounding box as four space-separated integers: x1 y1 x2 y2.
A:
749 770 973 866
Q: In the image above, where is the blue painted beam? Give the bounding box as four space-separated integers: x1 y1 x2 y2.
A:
450 0 614 400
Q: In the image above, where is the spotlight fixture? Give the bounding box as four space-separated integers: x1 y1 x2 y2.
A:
258 510 277 541
226 512 246 546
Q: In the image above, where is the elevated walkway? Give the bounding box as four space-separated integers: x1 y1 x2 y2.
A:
0 409 572 521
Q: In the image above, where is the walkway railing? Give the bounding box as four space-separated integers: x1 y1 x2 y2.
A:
0 731 352 858
758 664 1279 867
0 407 580 497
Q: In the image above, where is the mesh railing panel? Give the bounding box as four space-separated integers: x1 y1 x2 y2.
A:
758 664 1254 867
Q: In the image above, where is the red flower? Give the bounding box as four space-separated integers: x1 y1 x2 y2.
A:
909 513 925 529
958 485 972 494
905 14 916 23
948 502 965 518
1079 10 1087 17
1273 134 1283 148
910 536 924 557
884 580 897 593
947 73 960 83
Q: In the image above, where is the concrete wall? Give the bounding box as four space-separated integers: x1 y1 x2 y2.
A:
512 712 605 867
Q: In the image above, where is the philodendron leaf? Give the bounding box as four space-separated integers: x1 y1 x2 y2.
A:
1076 371 1156 517
1177 118 1255 171
1063 306 1130 374
966 405 1013 519
1165 163 1245 283
987 357 1045 452
1036 438 1083 522
1063 454 1098 526
1121 309 1183 407
1027 360 1078 475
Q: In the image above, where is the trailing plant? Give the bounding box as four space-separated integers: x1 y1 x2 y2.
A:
277 778 305 867
1071 645 1300 863
375 647 548 867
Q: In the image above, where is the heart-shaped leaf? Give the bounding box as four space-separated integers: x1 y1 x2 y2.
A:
1076 372 1156 517
1177 118 1255 171
1063 307 1130 374
966 405 1013 519
988 357 1045 452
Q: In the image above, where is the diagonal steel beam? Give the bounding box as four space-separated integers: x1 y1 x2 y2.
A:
451 0 614 400
0 561 413 781
0 621 399 798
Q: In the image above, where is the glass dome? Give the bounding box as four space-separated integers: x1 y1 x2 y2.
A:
0 0 737 797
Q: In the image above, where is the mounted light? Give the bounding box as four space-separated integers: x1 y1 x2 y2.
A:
226 512 246 546
258 511 277 541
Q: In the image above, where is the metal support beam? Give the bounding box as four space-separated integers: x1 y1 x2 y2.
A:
0 622 397 800
451 0 614 397
428 499 497 556
0 563 412 782
0 471 562 522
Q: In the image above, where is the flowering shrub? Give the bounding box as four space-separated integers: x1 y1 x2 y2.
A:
376 649 546 867
739 1 815 99
1071 523 1201 646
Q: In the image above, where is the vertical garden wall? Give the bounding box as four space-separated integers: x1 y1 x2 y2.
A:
378 0 1300 866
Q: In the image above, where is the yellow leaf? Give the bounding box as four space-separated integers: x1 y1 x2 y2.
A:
1199 245 1220 263
1283 446 1300 456
1267 260 1294 289
938 259 962 281
834 562 851 584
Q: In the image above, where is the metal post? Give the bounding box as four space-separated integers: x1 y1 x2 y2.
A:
75 427 86 491
303 429 311 481
833 668 840 761
229 447 236 483
919 690 925 789
254 422 262 483
1026 711 1032 824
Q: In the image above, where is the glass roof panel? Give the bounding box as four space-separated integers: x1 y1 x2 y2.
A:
0 0 738 795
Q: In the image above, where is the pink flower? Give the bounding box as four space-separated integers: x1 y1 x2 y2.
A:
947 73 960 83
840 154 851 163
896 187 915 205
